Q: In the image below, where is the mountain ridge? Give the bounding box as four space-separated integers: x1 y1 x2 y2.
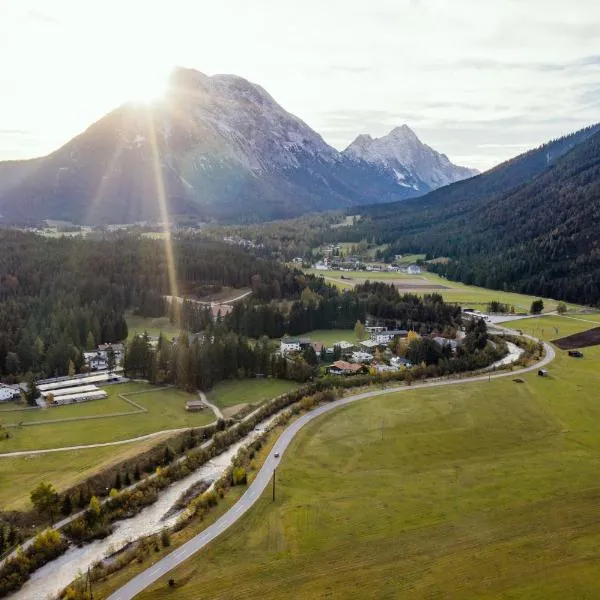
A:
344 124 479 190
0 67 476 225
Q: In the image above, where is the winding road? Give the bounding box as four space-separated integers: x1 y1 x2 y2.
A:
108 334 555 600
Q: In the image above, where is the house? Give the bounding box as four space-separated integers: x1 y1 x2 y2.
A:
538 369 549 377
407 264 421 275
312 342 325 354
186 400 205 412
298 338 312 349
314 262 328 270
83 352 108 371
359 339 381 351
351 351 374 363
280 337 301 354
365 326 385 334
328 361 367 376
390 356 412 368
0 385 20 402
334 340 354 351
370 330 408 344
292 257 304 263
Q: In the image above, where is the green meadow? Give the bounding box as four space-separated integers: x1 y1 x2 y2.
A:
139 314 600 600
0 383 213 452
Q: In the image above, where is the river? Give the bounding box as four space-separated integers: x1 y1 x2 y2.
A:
11 424 270 600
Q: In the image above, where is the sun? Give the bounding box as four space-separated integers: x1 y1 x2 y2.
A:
122 66 171 104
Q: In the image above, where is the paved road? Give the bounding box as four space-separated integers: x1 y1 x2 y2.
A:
108 335 555 600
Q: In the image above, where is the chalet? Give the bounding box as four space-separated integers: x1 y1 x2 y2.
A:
328 361 367 376
407 264 421 275
359 339 381 351
390 356 412 368
351 351 374 363
370 330 408 344
280 337 301 354
312 342 325 354
334 340 355 351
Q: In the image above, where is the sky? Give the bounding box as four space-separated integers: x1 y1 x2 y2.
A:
0 0 599 171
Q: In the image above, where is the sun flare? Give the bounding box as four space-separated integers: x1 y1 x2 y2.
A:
122 67 171 104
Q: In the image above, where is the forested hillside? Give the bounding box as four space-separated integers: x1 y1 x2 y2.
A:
333 124 600 305
0 231 306 379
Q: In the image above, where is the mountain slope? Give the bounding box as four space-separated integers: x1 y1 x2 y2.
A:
0 68 459 225
344 125 478 190
346 123 600 304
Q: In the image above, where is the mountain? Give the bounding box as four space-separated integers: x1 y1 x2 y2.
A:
344 125 478 190
348 123 600 304
0 68 475 225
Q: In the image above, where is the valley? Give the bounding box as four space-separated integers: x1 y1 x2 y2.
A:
123 314 600 600
1 13 600 598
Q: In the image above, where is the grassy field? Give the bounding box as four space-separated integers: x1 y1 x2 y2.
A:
306 268 582 313
207 379 300 411
0 383 214 452
0 435 177 512
140 315 600 599
296 329 357 346
126 313 183 342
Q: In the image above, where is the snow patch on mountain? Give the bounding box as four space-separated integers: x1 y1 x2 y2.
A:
344 125 479 190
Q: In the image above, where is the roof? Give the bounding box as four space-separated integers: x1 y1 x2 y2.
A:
334 341 354 349
50 390 108 403
360 340 380 348
37 373 115 392
312 342 324 352
42 384 100 397
330 360 364 372
281 337 300 345
186 400 205 408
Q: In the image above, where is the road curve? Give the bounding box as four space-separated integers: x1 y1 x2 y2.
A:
108 336 554 600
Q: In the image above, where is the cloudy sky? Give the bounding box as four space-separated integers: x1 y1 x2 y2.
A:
1 0 599 170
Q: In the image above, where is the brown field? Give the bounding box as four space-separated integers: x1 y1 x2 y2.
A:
394 283 450 290
552 326 600 349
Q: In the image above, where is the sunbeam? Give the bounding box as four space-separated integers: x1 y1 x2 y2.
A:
145 106 180 326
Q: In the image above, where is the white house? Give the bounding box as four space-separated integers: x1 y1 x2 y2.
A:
334 341 355 351
407 264 421 275
0 386 19 402
390 356 413 368
359 339 381 351
280 337 301 354
370 330 408 344
351 351 374 364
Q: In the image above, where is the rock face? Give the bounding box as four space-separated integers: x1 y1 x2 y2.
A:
0 68 477 224
344 124 479 192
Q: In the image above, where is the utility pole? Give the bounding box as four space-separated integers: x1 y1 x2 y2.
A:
87 566 93 599
272 468 276 502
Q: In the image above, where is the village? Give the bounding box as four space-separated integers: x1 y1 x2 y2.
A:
279 324 463 377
